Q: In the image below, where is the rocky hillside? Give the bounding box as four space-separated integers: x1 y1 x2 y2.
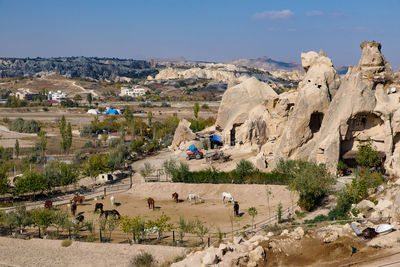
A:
0 57 157 80
224 56 302 72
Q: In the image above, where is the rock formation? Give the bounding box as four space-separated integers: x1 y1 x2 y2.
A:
215 77 278 146
215 41 400 175
272 50 341 163
170 119 196 150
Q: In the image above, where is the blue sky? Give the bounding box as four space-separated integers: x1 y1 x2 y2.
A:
1 0 400 68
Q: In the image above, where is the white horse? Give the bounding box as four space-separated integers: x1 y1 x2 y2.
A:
142 226 161 239
222 192 234 203
110 195 115 206
187 193 200 203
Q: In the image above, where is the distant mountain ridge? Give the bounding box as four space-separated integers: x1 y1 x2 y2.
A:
0 57 157 79
224 56 303 72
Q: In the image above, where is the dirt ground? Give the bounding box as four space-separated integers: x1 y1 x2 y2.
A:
0 236 187 267
75 182 294 234
262 235 385 267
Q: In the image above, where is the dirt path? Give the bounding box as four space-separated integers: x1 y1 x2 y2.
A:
0 236 187 267
72 81 99 97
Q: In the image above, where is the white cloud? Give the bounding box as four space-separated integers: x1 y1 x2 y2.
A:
252 9 294 20
306 10 324 17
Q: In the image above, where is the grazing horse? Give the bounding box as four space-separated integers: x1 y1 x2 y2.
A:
187 194 200 204
71 203 77 216
172 192 179 203
147 198 155 209
101 209 121 220
94 203 104 213
71 195 85 204
222 192 234 204
44 200 53 209
110 196 115 207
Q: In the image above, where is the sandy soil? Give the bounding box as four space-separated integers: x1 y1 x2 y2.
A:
76 182 294 234
0 236 187 267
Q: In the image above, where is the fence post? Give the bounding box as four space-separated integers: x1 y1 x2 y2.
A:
100 229 102 242
208 236 210 247
104 188 106 198
224 233 226 238
173 231 175 243
129 173 133 188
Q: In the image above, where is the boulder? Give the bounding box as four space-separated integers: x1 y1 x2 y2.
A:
202 252 219 265
280 229 289 236
233 236 244 245
249 246 266 262
291 227 305 240
170 119 196 150
357 199 376 211
376 200 393 211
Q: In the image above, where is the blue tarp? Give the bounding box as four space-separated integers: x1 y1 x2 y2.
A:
189 144 198 153
105 109 119 115
209 134 222 143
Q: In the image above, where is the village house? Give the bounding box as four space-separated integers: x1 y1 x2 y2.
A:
119 86 148 97
48 90 67 101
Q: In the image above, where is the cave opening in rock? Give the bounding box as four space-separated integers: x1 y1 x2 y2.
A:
309 112 324 134
230 126 236 146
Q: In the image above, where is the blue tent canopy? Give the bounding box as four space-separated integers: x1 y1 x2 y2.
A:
105 109 119 115
189 144 198 153
209 134 222 143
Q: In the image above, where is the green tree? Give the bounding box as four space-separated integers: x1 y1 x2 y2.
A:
73 94 82 102
0 164 9 195
147 213 174 240
52 209 70 236
59 162 79 186
14 171 47 197
15 139 20 159
193 102 200 132
139 162 155 180
163 159 178 181
177 217 195 242
147 111 153 127
32 208 54 238
84 154 110 183
192 219 209 244
66 123 72 151
59 115 67 152
248 207 258 231
235 159 255 182
120 215 145 243
274 159 335 211
87 93 93 105
277 202 283 223
38 131 47 157
13 205 32 233
356 139 381 168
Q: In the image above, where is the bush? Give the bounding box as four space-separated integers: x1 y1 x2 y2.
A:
234 160 255 183
356 139 381 168
274 159 335 211
161 102 171 108
130 250 156 267
9 118 40 133
83 141 94 148
201 103 209 109
61 240 72 247
337 161 348 172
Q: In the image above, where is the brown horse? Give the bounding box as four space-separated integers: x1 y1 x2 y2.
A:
101 209 121 220
172 192 179 203
147 198 155 209
71 195 85 204
44 200 53 209
71 203 77 216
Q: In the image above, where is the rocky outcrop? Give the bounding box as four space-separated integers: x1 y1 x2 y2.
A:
0 57 156 79
272 50 341 163
170 119 196 150
215 77 278 146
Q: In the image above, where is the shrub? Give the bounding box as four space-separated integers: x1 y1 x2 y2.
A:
9 118 40 133
130 250 156 267
234 160 256 183
274 159 335 211
201 103 209 109
337 161 348 172
83 141 94 148
356 139 381 168
161 102 171 108
61 239 72 247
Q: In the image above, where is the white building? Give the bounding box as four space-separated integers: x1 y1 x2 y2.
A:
48 90 67 101
120 86 147 97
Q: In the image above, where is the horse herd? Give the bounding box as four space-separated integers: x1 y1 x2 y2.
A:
43 191 239 225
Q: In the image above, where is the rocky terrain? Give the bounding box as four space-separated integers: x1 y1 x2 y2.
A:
0 57 157 80
224 56 302 72
195 41 400 175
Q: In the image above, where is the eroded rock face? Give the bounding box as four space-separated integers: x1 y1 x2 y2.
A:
215 77 277 146
272 50 341 164
170 119 196 150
